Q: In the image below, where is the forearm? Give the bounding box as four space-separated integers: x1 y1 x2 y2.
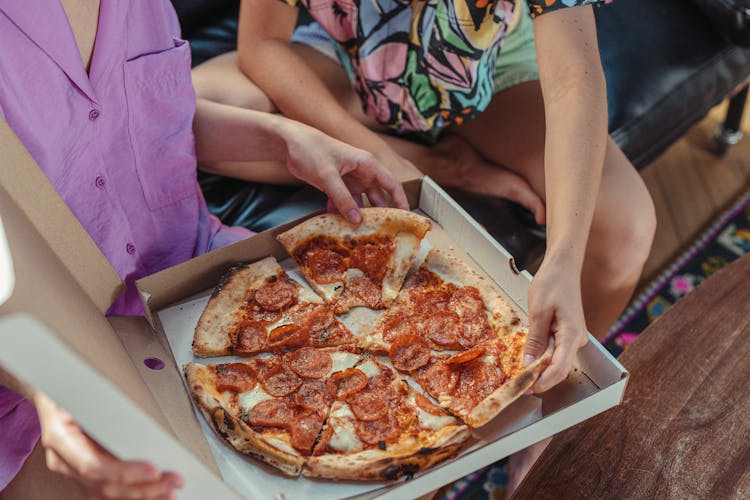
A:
239 40 388 154
535 6 608 271
542 76 607 270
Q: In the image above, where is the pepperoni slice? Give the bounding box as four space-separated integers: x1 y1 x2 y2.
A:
326 368 368 399
287 347 333 379
449 287 484 318
417 358 459 396
349 241 391 283
389 334 431 372
234 321 267 355
455 359 506 406
348 390 388 421
305 248 346 284
354 413 400 445
412 289 452 315
458 318 493 348
445 346 486 366
303 305 336 333
290 411 325 454
422 311 463 349
267 324 310 352
215 363 257 393
254 277 298 311
245 302 282 324
310 322 352 346
294 380 332 414
247 399 294 429
347 276 381 308
260 364 302 397
415 393 447 416
382 314 418 343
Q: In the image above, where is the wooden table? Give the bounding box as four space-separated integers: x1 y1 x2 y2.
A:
515 253 750 499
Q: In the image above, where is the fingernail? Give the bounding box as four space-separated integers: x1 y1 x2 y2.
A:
347 209 362 224
523 354 536 367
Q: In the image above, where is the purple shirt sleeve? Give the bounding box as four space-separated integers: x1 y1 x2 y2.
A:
0 386 40 490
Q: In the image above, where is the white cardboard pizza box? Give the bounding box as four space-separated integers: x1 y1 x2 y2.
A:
0 112 628 500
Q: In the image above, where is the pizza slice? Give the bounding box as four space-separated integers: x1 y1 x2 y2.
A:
304 356 471 480
276 208 431 314
362 249 524 353
364 249 553 427
192 256 356 357
184 346 364 476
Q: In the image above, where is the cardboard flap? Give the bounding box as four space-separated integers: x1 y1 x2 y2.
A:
0 184 167 428
0 313 239 499
0 119 123 313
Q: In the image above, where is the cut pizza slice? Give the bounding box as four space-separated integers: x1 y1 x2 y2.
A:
276 208 431 314
364 249 553 427
192 256 356 357
184 346 364 476
304 356 471 480
362 249 525 353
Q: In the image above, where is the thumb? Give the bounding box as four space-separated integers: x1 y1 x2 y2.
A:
524 306 554 367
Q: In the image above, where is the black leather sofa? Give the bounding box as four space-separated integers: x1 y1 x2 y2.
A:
174 0 750 269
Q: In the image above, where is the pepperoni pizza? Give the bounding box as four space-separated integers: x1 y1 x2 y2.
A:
185 209 551 481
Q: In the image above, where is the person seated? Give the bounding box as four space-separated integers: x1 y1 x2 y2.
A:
0 0 408 497
190 0 656 493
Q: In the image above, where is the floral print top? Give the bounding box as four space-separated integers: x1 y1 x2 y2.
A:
281 0 612 133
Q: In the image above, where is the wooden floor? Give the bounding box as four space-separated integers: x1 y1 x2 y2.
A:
638 99 750 284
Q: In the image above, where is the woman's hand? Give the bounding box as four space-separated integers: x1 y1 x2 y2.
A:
34 393 183 500
281 121 410 224
523 256 589 393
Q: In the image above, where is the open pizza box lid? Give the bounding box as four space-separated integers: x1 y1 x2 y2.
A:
0 118 629 499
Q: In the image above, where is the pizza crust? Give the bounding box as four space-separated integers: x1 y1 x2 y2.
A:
303 424 470 480
184 363 304 476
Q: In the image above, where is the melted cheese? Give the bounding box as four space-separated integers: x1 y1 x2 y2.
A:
315 282 343 301
416 408 456 431
238 386 272 414
356 359 381 378
266 436 300 456
329 426 363 454
328 351 361 376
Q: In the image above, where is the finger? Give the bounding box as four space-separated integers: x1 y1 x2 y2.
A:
523 305 554 367
46 448 77 478
533 331 578 393
369 163 409 210
326 198 338 214
320 167 362 224
365 187 387 208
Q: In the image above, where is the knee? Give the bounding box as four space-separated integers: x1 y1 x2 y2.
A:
588 174 656 289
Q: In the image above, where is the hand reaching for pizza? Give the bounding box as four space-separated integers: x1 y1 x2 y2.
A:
280 121 410 224
34 392 183 499
523 260 589 393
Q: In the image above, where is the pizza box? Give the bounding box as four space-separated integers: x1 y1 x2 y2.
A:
0 114 629 499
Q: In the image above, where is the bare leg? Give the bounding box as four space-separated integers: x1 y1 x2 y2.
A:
448 81 655 498
450 81 656 339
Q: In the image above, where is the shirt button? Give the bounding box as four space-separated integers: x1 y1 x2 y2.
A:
126 243 136 255
95 176 106 188
89 109 100 121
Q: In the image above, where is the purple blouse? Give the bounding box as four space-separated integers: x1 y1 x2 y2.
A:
0 0 250 487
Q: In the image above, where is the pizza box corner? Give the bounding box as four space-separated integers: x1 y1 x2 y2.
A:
0 145 629 499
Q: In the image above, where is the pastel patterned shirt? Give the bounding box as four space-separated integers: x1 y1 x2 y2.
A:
283 0 611 132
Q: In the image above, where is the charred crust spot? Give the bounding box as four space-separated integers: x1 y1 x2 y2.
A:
377 441 387 450
402 464 420 478
267 275 278 283
418 447 437 455
222 411 235 431
210 262 249 298
510 316 521 326
382 464 403 480
515 370 534 388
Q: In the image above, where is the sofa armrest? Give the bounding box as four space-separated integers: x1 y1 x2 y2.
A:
690 0 750 47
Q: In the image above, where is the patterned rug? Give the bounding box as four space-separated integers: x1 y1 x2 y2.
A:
436 182 750 500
